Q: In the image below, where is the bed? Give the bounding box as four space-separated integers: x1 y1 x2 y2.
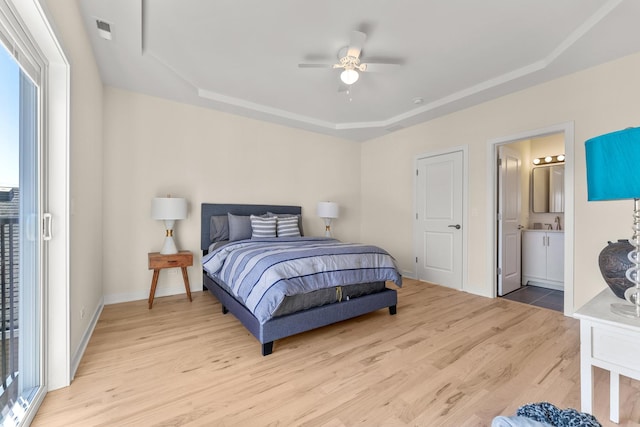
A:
200 203 402 355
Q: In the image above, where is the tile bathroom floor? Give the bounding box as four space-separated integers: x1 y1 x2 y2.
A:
501 284 563 313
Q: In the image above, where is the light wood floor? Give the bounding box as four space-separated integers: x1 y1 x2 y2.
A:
33 279 640 426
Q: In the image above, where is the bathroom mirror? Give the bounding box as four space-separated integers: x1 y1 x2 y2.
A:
532 165 564 213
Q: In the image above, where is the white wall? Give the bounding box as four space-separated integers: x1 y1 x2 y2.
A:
102 88 362 303
530 133 564 159
38 0 640 352
361 52 640 311
42 0 104 379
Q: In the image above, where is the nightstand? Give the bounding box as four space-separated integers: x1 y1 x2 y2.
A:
575 289 640 423
147 251 193 309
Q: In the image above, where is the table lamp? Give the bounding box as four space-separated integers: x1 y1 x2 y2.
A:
317 201 339 237
151 196 188 254
585 127 640 317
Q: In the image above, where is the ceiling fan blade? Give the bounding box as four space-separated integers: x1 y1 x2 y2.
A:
362 57 404 65
346 30 366 58
298 63 334 68
361 62 401 72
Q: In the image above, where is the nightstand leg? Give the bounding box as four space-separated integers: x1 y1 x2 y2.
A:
149 269 160 309
579 324 593 415
610 371 620 423
181 267 192 302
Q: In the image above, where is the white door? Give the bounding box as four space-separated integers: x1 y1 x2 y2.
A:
415 151 463 289
497 145 522 296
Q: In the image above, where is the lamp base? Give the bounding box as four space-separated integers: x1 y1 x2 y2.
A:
598 239 634 299
610 302 640 319
160 236 178 255
323 218 332 238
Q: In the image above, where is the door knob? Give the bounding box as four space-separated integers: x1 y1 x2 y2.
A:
448 224 461 230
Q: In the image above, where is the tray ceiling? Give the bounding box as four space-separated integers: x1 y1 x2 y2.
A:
79 0 640 141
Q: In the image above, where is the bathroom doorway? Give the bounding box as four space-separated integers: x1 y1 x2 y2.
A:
488 122 574 315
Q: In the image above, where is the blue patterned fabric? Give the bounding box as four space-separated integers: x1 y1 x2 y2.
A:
202 237 402 324
491 416 552 427
516 402 601 427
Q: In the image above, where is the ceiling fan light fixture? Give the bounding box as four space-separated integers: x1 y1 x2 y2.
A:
340 69 359 85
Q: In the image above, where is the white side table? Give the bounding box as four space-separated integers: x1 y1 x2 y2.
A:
575 288 640 424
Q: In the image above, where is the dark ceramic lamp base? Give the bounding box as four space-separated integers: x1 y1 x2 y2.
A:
598 238 640 318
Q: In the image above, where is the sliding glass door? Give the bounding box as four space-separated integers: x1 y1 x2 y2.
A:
0 30 43 426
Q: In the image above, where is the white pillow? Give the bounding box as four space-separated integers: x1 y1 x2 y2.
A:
250 215 276 238
277 216 301 237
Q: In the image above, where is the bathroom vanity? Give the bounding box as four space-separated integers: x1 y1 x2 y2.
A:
522 229 564 290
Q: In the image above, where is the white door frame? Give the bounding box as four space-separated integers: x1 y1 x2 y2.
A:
0 1 70 424
486 122 575 316
12 0 71 390
414 145 469 291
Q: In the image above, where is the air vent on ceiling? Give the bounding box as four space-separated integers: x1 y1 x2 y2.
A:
96 19 112 40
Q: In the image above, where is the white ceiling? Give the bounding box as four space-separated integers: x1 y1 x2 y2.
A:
78 0 640 141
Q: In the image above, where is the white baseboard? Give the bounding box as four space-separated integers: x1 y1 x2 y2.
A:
104 284 199 305
401 270 416 279
71 297 103 380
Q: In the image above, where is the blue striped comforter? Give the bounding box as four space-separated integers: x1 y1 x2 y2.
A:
202 237 402 324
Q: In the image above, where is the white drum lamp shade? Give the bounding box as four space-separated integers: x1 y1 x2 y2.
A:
317 201 339 237
151 197 188 254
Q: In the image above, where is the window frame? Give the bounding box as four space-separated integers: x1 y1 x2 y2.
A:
0 0 70 424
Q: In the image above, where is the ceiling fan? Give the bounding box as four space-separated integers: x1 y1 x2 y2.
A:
298 30 400 87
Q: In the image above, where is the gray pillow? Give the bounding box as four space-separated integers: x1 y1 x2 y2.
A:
228 213 252 241
209 215 229 243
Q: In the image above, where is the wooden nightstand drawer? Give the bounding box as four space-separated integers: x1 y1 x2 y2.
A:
148 251 193 269
147 251 194 309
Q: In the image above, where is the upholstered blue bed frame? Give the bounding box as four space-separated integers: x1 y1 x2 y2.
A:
200 203 398 356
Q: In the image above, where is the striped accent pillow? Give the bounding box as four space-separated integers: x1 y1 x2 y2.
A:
277 216 301 237
250 215 276 238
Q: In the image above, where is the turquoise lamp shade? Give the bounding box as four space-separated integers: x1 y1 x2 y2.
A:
586 127 640 318
585 127 640 201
